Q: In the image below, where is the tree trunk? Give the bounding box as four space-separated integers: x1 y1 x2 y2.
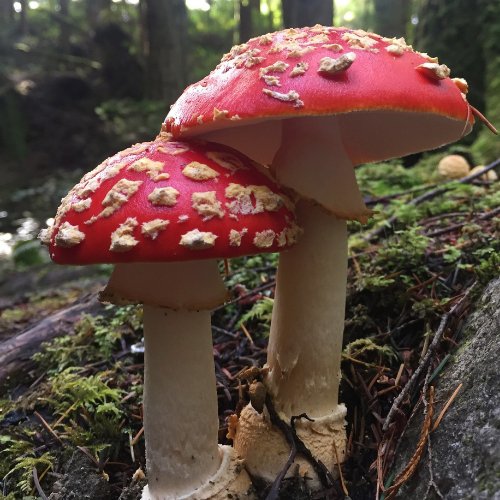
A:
144 0 188 103
0 0 13 27
373 0 410 38
471 0 500 162
85 0 111 31
18 0 28 35
58 0 70 53
281 0 333 28
414 0 485 142
238 0 260 43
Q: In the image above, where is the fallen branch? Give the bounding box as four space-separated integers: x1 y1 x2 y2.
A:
0 293 102 382
364 183 438 207
380 386 435 500
425 206 500 238
365 158 500 242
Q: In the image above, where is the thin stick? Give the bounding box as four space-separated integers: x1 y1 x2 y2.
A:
432 383 463 432
426 206 500 238
32 467 49 500
364 183 438 207
53 402 77 428
394 363 405 387
264 395 336 495
332 438 349 497
382 281 476 432
131 426 144 446
34 411 63 446
214 280 276 310
365 159 500 242
383 386 435 499
240 323 255 345
128 432 136 463
470 104 498 134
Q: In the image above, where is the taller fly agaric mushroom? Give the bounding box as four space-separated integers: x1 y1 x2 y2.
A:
163 25 494 485
39 136 300 499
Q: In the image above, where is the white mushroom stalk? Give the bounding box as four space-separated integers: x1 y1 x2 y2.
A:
102 261 250 500
143 306 220 496
266 202 348 418
234 116 368 484
267 116 368 416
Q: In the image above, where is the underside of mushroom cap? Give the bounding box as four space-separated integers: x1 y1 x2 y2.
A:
165 26 474 166
42 138 301 265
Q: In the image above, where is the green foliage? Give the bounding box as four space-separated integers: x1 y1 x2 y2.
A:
12 239 50 268
33 305 141 372
226 253 277 291
1 436 54 495
377 227 431 272
442 245 462 263
238 297 274 333
343 337 397 362
356 161 422 198
469 246 500 284
95 99 166 144
48 367 122 415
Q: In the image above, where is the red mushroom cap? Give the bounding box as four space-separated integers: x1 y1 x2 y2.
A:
165 26 474 164
42 138 300 265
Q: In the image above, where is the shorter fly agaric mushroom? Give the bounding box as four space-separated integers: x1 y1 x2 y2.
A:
163 24 496 487
39 136 300 499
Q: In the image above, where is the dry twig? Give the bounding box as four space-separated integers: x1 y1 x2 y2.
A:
382 280 476 432
365 158 500 242
378 386 435 499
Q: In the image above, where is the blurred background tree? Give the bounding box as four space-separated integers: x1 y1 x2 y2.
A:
0 0 497 256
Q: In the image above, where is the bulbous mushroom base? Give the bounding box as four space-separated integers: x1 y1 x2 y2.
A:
141 445 254 500
232 403 347 490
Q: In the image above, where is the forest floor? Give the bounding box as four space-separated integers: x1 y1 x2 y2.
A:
0 151 498 500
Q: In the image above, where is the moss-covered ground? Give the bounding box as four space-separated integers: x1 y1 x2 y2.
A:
0 151 498 499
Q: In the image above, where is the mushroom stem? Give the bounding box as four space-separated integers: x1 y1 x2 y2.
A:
265 115 368 418
266 201 347 417
143 305 220 497
100 260 249 498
